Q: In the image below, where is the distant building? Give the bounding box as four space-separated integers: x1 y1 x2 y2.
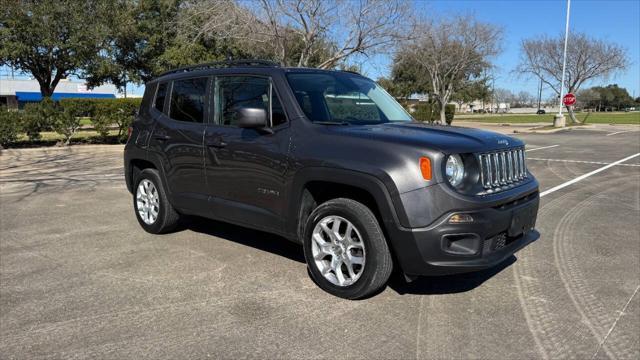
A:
451 100 510 113
0 78 117 109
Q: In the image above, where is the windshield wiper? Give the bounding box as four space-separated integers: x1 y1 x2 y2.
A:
313 121 350 125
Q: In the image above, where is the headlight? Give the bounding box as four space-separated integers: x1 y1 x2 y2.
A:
445 154 465 187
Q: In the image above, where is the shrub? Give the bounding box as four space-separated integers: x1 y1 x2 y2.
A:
22 98 57 141
413 103 436 123
445 104 456 125
0 107 21 148
58 98 96 118
93 98 141 142
91 108 112 140
52 100 87 145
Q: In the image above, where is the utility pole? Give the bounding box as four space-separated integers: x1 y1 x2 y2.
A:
491 76 495 113
537 78 543 111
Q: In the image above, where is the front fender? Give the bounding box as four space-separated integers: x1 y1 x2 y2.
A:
285 166 409 240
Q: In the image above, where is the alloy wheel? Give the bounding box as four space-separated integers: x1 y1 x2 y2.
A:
311 215 366 286
136 179 159 225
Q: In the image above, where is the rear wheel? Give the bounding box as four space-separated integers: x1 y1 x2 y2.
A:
303 198 393 299
133 169 180 234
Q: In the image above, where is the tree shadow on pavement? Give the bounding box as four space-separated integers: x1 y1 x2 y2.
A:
388 255 517 295
182 216 306 264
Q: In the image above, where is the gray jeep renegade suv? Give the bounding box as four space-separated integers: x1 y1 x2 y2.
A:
124 60 540 299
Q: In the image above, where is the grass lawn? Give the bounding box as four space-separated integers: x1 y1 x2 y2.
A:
456 111 640 124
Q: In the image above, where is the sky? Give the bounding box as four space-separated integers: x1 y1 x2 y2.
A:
2 0 638 99
403 0 640 100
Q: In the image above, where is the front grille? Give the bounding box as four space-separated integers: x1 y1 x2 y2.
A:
478 147 527 191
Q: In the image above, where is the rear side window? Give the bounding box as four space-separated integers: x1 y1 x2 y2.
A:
154 83 167 112
216 76 287 127
169 77 207 123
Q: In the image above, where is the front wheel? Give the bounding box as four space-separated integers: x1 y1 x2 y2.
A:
303 198 393 299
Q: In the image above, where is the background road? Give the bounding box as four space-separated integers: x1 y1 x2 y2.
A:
1 129 639 359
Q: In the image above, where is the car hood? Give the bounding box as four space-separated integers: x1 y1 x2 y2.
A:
328 122 524 154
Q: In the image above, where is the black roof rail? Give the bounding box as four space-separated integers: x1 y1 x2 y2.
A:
341 69 361 75
159 59 280 77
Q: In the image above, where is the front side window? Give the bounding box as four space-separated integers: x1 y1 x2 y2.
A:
169 77 207 123
154 82 167 113
216 76 286 127
286 72 412 125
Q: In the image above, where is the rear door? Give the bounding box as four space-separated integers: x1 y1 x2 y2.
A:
204 75 291 232
147 77 210 212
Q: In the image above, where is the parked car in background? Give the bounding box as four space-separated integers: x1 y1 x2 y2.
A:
124 60 540 299
536 109 546 114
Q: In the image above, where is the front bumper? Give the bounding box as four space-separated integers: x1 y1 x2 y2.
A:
387 183 540 276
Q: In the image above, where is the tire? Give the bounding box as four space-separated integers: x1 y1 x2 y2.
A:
133 168 180 234
303 198 393 299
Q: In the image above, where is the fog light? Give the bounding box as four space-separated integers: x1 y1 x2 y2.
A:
449 214 474 224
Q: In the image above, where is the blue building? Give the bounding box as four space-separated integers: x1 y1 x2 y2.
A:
0 78 117 109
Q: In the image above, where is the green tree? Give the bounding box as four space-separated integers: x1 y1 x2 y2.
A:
85 0 250 92
451 79 491 111
0 0 112 97
579 84 635 111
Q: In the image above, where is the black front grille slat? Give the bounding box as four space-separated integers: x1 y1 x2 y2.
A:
479 147 527 191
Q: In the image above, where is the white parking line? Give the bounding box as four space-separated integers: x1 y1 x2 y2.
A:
528 158 640 167
526 145 559 152
606 130 639 136
540 153 640 197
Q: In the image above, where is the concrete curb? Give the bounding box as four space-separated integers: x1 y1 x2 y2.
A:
514 124 596 134
0 144 124 156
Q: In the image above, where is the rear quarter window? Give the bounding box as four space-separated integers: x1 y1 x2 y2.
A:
154 82 167 113
169 77 207 123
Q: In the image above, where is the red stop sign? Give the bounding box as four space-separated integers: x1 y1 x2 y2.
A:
563 93 576 106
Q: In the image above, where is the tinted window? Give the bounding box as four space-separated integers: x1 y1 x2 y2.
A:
154 82 167 112
169 78 207 123
216 76 286 127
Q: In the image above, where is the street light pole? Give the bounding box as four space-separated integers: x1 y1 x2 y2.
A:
558 0 571 116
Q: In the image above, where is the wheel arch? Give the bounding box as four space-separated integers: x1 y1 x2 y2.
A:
287 167 408 244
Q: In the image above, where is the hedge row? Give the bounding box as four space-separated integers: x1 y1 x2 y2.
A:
0 98 141 148
410 103 456 125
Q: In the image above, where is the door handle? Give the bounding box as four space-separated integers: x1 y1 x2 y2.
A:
207 139 227 148
153 134 171 141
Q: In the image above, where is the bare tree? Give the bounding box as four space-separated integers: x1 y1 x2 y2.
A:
516 32 628 124
515 91 534 107
576 88 600 110
493 88 513 112
397 16 502 123
182 0 414 68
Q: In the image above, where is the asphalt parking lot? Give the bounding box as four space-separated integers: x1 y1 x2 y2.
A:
1 126 639 359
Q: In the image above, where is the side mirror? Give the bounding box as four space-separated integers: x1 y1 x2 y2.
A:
236 107 268 129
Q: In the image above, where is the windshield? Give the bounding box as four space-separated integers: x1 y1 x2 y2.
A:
286 72 412 125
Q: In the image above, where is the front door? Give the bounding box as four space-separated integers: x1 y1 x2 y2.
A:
204 75 291 232
147 77 210 212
